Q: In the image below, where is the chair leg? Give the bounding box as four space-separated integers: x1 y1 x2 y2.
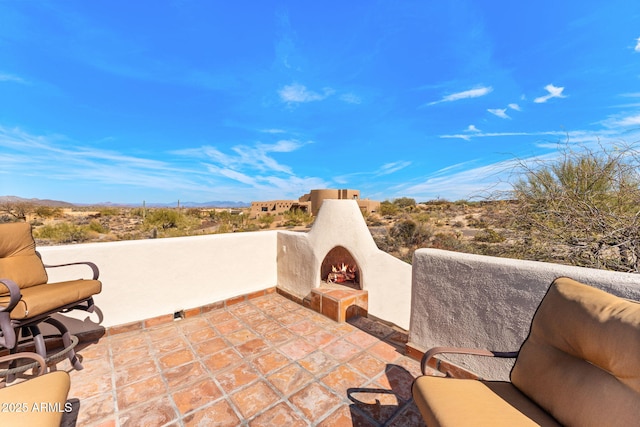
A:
26 325 48 367
5 334 19 383
44 317 83 371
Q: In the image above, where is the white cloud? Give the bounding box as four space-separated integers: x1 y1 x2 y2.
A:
602 113 640 128
377 161 411 176
427 86 493 105
440 130 568 141
175 139 310 176
0 73 27 84
0 126 209 195
635 37 640 52
279 83 333 103
450 125 481 141
401 160 516 201
205 164 328 198
508 103 521 111
534 84 566 103
340 93 362 104
617 114 640 126
488 108 510 119
0 126 330 202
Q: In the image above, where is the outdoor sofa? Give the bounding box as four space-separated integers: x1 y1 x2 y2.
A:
412 277 640 426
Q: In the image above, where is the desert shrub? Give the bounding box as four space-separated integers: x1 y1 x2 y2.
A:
213 223 229 234
130 207 145 217
238 223 260 232
390 220 416 242
185 208 202 218
412 212 432 224
378 201 399 216
473 228 505 243
88 220 109 234
393 197 416 209
97 207 119 216
431 232 468 252
390 219 434 248
366 215 384 226
35 223 88 243
508 142 640 272
35 206 63 218
283 209 312 226
467 216 488 228
145 209 183 229
0 202 33 221
258 214 275 228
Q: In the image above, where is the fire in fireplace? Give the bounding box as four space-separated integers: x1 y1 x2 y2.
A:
327 263 357 284
320 246 360 288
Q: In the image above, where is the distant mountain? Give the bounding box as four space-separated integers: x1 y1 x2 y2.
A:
0 195 75 207
146 201 250 208
0 196 249 209
96 201 250 208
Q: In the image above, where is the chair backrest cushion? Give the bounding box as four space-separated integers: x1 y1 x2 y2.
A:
0 222 48 291
511 277 640 427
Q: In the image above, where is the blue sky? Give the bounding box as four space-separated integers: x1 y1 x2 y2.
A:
1 1 639 204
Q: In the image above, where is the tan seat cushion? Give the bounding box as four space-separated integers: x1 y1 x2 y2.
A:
0 370 70 427
0 222 48 291
0 279 102 320
511 277 640 427
412 376 560 427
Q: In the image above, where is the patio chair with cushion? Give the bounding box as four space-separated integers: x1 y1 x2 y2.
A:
412 277 640 427
0 222 102 371
0 352 71 427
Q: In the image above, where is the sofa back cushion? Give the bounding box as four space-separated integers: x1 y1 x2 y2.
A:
0 222 48 291
511 277 640 427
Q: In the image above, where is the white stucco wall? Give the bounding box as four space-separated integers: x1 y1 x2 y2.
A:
38 231 278 328
277 200 412 329
409 248 640 380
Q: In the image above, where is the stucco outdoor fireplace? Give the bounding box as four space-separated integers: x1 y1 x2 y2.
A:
277 199 413 327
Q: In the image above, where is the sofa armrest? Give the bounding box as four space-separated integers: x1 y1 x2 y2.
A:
43 261 100 280
421 346 518 376
0 278 22 312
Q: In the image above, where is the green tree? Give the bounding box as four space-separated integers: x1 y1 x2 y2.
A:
283 209 312 227
509 142 640 272
0 202 34 221
393 197 416 209
378 200 399 216
258 214 275 229
145 209 183 230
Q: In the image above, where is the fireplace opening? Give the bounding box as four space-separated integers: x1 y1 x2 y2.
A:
320 246 360 290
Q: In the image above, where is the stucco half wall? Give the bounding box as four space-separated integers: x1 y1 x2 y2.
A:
409 248 640 380
277 200 412 329
38 231 278 328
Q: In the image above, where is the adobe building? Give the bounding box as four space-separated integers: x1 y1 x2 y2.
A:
250 189 380 218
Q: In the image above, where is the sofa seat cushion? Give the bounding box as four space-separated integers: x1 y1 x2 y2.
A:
412 376 560 427
0 370 70 426
0 279 102 320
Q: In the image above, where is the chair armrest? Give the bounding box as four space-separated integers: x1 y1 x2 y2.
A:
43 261 100 280
0 352 46 377
421 346 518 375
0 278 22 312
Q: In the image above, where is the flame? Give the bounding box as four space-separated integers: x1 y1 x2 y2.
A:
327 263 357 283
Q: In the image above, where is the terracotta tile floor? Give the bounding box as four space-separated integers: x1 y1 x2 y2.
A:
57 293 431 426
